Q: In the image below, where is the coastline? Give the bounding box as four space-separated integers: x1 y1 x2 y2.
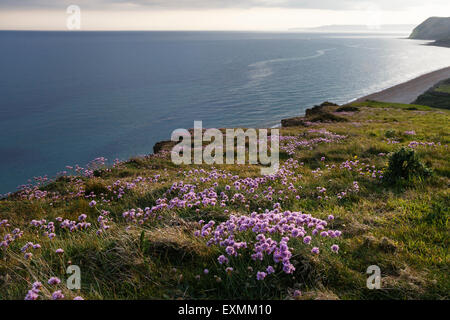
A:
351 66 450 104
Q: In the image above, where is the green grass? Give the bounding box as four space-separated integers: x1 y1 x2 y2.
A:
0 101 449 300
414 78 450 109
435 84 450 94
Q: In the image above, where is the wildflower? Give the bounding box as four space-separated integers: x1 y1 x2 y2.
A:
55 248 64 254
25 290 39 300
51 290 65 300
256 271 267 280
73 296 84 300
266 266 275 274
48 277 61 285
293 290 302 298
24 252 33 260
203 269 209 274
32 282 43 290
217 255 229 265
89 200 97 207
225 246 235 256
303 236 311 244
328 214 334 220
226 267 233 274
331 244 339 253
311 247 320 254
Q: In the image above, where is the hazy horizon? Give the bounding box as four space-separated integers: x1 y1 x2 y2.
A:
0 1 448 31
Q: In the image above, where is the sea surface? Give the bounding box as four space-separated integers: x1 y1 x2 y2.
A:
1 31 450 194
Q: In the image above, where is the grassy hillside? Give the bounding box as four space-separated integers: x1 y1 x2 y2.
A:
414 78 450 109
0 101 449 300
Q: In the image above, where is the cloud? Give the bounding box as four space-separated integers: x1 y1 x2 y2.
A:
0 0 448 11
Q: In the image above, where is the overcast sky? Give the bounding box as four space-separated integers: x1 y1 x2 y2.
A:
0 0 448 30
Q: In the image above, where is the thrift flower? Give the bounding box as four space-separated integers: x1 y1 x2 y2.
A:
51 290 65 300
256 271 267 280
331 244 339 253
48 277 61 285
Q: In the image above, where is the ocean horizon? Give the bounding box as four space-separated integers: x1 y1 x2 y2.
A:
1 30 450 194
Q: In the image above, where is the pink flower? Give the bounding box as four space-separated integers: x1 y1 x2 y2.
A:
51 290 65 300
331 244 339 253
55 248 64 254
217 255 229 265
48 277 61 285
303 236 311 244
256 271 267 280
25 290 39 300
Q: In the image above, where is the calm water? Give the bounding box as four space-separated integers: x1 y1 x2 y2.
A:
1 31 449 194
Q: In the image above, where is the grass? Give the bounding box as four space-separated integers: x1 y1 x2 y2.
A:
0 101 449 300
435 84 450 94
414 78 450 109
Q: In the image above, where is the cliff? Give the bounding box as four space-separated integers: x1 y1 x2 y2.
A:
409 17 450 40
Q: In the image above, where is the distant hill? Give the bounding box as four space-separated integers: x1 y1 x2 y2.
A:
409 17 450 40
290 24 415 33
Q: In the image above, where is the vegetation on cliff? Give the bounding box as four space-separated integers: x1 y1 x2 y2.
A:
0 101 449 300
414 78 450 109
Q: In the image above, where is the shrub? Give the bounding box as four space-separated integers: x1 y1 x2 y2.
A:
383 147 432 183
336 106 359 112
310 112 348 123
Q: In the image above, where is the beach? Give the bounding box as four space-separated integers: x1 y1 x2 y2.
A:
353 66 450 104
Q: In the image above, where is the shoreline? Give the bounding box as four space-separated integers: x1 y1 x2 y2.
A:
351 66 450 104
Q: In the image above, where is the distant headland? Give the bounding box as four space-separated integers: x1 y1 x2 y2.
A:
409 16 450 47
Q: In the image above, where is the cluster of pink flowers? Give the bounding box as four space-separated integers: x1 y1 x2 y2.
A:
279 130 347 156
122 160 305 226
0 219 9 228
195 203 341 279
408 141 442 148
386 139 400 144
25 281 42 300
339 159 383 179
96 210 111 235
24 277 83 300
104 174 161 201
1 227 24 249
21 241 41 259
404 130 416 135
337 181 360 199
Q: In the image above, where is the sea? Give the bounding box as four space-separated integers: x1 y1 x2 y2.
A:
1 31 450 194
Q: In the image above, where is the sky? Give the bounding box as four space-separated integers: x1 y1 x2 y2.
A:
0 0 448 31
